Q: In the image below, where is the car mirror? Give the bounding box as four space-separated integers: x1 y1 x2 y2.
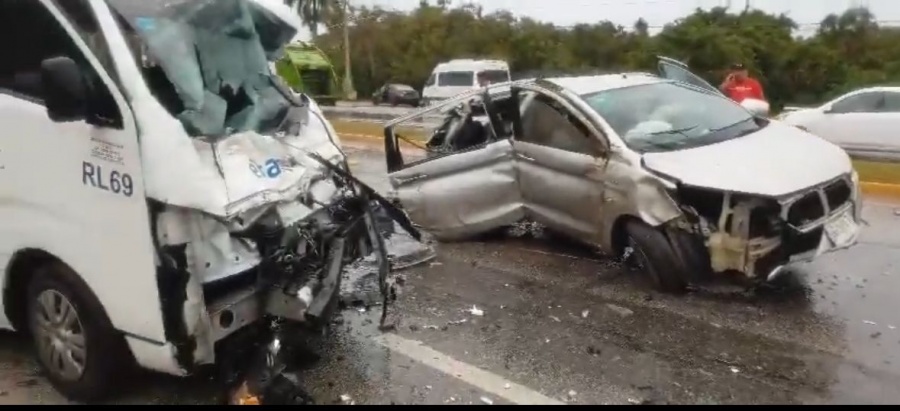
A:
40 56 88 123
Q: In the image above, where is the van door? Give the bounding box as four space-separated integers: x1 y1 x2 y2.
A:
0 0 166 345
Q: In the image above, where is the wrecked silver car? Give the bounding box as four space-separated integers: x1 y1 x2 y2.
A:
383 57 862 294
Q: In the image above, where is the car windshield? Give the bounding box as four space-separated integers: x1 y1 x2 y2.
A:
438 71 474 87
480 69 509 83
105 0 300 139
583 82 762 152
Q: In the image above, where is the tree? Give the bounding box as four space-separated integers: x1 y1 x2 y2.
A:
283 0 336 39
310 3 900 107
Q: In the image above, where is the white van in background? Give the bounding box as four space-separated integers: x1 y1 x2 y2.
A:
421 59 510 106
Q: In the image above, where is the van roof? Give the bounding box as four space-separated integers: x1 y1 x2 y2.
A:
433 59 509 72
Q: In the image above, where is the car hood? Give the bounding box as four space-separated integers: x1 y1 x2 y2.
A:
641 121 853 197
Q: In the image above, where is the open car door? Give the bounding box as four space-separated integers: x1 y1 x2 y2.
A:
656 56 723 96
383 86 524 240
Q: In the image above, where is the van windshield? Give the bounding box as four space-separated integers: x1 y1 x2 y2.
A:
438 71 474 87
480 69 509 84
105 0 301 138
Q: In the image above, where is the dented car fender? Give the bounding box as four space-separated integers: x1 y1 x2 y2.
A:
598 154 683 251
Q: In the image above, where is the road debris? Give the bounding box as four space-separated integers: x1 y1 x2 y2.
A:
339 394 354 405
467 305 485 316
606 303 634 317
581 309 590 318
550 315 561 322
568 389 577 398
480 396 494 405
729 366 740 374
504 383 511 390
864 320 878 326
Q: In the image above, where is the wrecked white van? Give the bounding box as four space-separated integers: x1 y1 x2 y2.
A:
383 58 862 295
0 0 417 403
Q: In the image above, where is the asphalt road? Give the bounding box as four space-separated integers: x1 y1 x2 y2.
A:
3 144 900 404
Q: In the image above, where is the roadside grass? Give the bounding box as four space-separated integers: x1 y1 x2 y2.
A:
328 118 429 141
852 159 900 185
329 117 900 185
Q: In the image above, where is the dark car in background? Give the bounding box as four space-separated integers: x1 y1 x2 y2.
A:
372 83 421 107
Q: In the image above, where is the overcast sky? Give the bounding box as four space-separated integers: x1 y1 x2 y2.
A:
297 0 900 39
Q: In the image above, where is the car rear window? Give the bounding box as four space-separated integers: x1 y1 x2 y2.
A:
438 71 474 87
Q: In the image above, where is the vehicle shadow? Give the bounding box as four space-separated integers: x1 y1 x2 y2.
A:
471 221 815 308
0 330 220 404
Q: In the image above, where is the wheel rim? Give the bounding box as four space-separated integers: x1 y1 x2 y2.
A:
31 290 87 381
628 237 661 286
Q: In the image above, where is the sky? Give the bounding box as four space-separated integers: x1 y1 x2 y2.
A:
296 0 900 39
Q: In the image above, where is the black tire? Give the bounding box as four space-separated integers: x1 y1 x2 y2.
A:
624 221 690 294
26 262 129 402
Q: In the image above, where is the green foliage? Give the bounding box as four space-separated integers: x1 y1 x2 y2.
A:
311 4 900 106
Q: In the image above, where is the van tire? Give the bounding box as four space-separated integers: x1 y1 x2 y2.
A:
25 262 128 402
624 221 689 294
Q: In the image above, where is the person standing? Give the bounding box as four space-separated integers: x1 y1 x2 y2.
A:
719 63 765 103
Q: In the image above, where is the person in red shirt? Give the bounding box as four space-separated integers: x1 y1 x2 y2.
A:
719 63 765 103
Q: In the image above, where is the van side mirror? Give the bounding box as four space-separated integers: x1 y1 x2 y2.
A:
40 56 88 122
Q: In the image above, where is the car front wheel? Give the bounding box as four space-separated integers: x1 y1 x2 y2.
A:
624 220 690 294
26 262 129 402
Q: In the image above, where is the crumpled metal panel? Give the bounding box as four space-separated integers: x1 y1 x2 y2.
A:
390 139 524 240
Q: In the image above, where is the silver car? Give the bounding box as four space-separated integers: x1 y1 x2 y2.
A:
382 57 863 294
777 86 900 161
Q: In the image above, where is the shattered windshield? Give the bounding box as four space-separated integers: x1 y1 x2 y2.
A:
106 0 300 138
583 82 762 153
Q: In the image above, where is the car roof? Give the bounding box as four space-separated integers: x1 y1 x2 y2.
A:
544 73 666 96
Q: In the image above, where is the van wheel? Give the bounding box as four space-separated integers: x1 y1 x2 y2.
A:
624 221 689 294
26 263 127 402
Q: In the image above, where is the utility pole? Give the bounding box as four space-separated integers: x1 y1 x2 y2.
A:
341 0 357 100
744 0 751 12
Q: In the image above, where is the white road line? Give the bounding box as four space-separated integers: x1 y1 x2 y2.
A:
372 333 566 405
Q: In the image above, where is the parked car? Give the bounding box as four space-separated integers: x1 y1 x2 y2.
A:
372 83 421 107
382 56 862 294
777 87 900 160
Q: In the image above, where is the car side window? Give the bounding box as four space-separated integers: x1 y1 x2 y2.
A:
0 0 122 127
882 92 900 113
519 93 600 156
830 92 885 114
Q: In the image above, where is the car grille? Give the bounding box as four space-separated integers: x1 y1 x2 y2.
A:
785 178 853 228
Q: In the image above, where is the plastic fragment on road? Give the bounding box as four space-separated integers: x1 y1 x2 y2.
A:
467 305 484 316
581 309 589 318
480 396 494 405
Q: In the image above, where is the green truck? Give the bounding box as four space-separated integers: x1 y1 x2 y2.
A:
275 42 340 106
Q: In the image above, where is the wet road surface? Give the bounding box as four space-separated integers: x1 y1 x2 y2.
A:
2 144 900 404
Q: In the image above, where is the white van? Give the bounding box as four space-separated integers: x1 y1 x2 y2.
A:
0 0 409 403
421 59 510 106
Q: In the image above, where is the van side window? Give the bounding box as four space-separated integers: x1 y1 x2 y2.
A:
424 74 436 87
52 0 120 85
438 71 475 87
0 0 123 128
